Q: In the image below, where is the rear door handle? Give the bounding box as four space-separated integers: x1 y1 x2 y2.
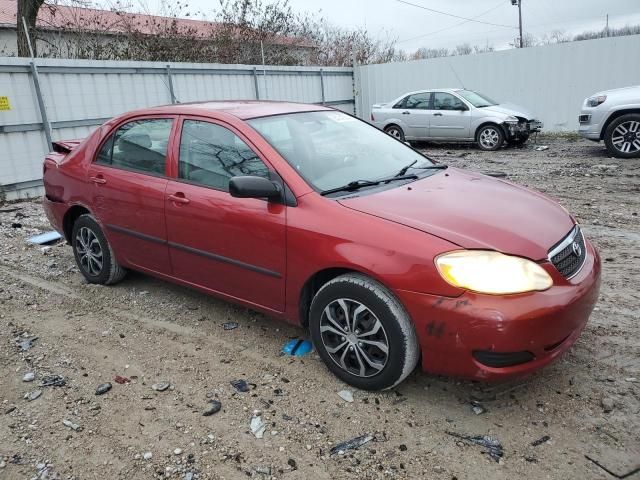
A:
168 193 190 205
89 175 107 185
402 111 410 115
433 113 443 116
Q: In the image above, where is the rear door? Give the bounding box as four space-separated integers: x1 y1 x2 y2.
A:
87 116 176 274
427 92 472 139
400 92 431 139
164 117 286 312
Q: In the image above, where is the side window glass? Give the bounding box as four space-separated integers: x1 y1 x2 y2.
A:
393 96 408 109
433 93 466 111
96 134 114 165
179 120 270 191
405 93 430 110
110 119 173 175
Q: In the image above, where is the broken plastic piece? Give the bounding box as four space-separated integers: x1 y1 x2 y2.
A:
114 375 131 384
223 322 239 330
27 231 62 245
330 434 374 455
281 339 313 357
446 431 504 462
231 379 253 393
470 400 487 415
41 375 66 387
531 435 551 447
18 337 37 351
250 413 267 438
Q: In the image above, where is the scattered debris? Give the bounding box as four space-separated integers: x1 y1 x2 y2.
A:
535 145 549 151
143 452 153 461
482 171 508 178
231 379 252 393
22 372 35 382
470 400 487 415
531 435 551 447
287 458 297 470
173 448 183 455
281 338 313 357
41 375 66 387
17 337 37 351
152 382 170 392
62 419 81 431
601 397 615 413
114 375 130 384
624 377 637 383
223 322 239 330
252 466 271 476
25 390 42 401
95 383 112 395
585 455 640 479
27 231 63 245
250 412 267 439
10 222 22 229
330 434 374 455
203 400 222 416
337 390 354 403
446 431 504 463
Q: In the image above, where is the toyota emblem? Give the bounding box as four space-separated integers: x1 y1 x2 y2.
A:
572 241 582 257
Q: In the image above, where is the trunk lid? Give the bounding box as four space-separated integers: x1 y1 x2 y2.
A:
338 168 574 261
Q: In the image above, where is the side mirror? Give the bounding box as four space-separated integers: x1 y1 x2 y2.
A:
457 104 469 111
229 176 281 200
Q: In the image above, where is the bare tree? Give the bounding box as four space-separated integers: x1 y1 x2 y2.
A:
17 0 45 56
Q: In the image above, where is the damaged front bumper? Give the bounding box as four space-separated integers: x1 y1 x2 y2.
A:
504 119 543 140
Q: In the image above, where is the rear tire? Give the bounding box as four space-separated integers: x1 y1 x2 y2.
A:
476 124 505 151
384 125 405 142
309 273 419 391
71 214 127 285
604 113 640 158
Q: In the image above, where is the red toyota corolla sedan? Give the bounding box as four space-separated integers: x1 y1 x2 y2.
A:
42 101 601 390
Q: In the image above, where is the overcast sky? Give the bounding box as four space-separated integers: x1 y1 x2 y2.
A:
138 0 640 51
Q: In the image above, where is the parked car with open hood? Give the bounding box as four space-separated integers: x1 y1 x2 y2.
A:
371 88 543 150
578 85 640 158
43 101 598 391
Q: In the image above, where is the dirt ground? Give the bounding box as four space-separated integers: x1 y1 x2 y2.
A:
1 136 639 480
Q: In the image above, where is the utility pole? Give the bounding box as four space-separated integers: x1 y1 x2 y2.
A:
511 0 523 48
606 14 609 37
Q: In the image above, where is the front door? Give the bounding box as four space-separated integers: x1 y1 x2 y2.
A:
428 92 472 139
87 116 175 274
164 118 286 312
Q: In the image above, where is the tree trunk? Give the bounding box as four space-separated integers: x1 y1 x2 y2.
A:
17 0 45 57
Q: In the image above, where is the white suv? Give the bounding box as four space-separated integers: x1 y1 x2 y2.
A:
578 85 640 158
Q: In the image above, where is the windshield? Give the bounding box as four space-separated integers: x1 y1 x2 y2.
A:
248 111 434 193
457 90 499 108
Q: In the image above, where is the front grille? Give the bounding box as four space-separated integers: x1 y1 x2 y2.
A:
579 114 591 124
549 226 587 279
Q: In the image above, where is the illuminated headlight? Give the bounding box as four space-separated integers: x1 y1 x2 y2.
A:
435 251 553 295
587 95 607 107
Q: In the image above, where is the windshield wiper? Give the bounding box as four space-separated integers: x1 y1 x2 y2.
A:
395 160 418 177
320 175 418 196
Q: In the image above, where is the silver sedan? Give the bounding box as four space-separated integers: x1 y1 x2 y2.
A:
370 89 543 151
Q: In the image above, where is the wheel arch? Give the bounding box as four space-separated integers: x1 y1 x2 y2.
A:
474 121 507 141
62 204 92 242
600 108 640 140
298 267 388 328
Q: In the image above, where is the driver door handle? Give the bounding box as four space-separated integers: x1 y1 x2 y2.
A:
402 111 410 115
89 175 107 185
433 112 443 116
168 193 190 205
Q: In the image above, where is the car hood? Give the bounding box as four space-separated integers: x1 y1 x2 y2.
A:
338 168 574 261
590 85 640 98
481 103 537 120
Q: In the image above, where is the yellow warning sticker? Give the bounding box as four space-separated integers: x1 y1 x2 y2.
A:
0 96 10 111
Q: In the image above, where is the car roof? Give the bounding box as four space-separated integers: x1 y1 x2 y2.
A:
141 100 331 120
403 88 463 96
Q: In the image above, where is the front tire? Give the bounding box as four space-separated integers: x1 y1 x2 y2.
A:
309 273 419 391
71 214 127 285
476 124 505 151
604 113 640 158
384 125 405 142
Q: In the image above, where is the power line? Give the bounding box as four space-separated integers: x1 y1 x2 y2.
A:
398 1 509 44
395 0 517 29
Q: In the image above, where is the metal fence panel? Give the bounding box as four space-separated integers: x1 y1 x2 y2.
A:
0 57 354 199
356 35 640 132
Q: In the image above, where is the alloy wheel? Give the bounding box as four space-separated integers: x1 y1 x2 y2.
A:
75 227 103 276
386 127 402 139
479 127 500 149
611 120 640 154
319 298 390 377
